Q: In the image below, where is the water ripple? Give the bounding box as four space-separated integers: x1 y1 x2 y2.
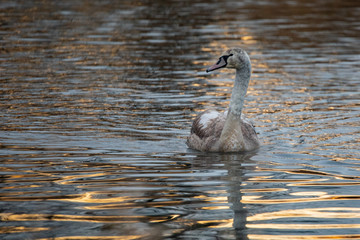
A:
1 0 360 239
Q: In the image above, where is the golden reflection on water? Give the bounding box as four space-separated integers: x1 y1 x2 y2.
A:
248 223 360 229
197 219 233 229
248 207 360 221
243 194 360 204
61 192 131 204
249 234 360 240
39 236 141 240
0 226 49 234
0 213 139 223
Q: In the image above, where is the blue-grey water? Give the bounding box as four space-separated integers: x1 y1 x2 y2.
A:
1 0 360 239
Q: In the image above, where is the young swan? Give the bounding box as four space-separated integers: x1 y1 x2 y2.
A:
187 48 260 152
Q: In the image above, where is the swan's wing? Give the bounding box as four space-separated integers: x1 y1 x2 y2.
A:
190 110 226 139
187 109 227 151
240 115 259 144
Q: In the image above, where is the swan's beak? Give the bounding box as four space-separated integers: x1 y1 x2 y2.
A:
206 56 227 73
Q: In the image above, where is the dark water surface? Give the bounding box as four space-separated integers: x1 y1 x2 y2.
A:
1 0 360 239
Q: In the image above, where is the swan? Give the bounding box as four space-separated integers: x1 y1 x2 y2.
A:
187 48 260 152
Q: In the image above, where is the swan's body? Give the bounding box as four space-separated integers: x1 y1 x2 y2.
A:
187 48 259 152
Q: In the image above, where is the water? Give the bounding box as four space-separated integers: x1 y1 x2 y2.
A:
1 0 360 239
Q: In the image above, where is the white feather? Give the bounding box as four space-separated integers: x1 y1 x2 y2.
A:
199 110 219 129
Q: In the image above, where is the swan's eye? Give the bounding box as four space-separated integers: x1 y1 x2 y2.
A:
222 54 234 62
226 54 233 59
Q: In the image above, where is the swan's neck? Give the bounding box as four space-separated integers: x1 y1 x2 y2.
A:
217 68 251 151
228 68 250 116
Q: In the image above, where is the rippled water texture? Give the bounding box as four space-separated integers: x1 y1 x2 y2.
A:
1 0 360 239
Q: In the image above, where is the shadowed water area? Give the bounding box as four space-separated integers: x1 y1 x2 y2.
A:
1 0 360 239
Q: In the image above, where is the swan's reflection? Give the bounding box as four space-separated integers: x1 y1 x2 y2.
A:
130 150 257 239
190 151 257 240
225 153 256 240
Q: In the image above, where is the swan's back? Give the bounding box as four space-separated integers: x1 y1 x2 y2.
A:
186 110 259 152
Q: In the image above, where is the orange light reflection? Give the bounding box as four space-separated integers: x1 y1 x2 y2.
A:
248 234 360 240
0 213 139 223
197 219 233 229
243 194 360 204
248 207 360 221
247 223 360 229
0 226 49 234
38 236 141 240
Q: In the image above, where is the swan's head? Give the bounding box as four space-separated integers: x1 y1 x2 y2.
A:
206 48 251 74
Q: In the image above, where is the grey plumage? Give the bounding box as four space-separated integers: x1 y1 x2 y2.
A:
187 48 260 152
